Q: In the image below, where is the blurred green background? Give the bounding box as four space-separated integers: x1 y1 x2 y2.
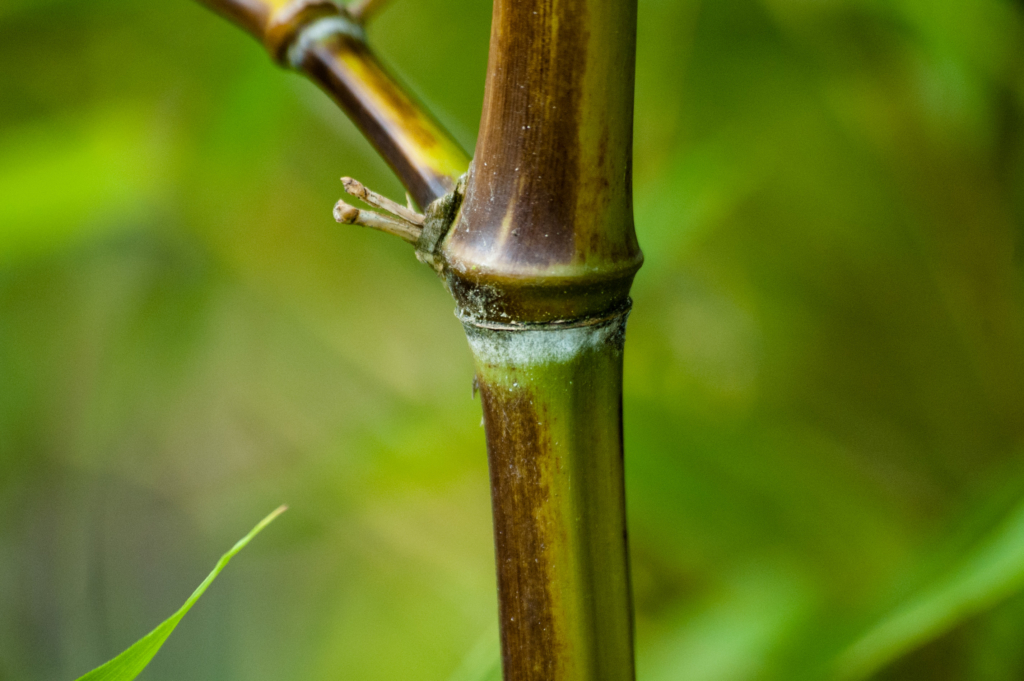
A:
3 0 1024 679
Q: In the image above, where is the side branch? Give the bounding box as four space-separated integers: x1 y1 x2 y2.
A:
341 176 424 225
334 200 420 243
195 0 470 206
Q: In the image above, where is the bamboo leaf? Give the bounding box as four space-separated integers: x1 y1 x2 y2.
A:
836 499 1024 679
73 505 287 681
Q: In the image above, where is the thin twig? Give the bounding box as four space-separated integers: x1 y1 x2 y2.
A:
347 0 390 24
342 177 425 225
334 200 421 244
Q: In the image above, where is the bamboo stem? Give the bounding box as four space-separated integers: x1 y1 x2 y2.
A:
442 0 642 678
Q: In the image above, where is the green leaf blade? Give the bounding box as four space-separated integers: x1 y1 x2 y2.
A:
836 499 1024 679
75 505 287 681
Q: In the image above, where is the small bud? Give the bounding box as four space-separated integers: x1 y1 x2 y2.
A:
334 200 360 224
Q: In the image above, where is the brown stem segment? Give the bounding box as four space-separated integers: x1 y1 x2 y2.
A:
441 0 642 323
195 0 469 206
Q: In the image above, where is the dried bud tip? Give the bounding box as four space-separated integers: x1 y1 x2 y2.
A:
333 200 360 223
341 176 364 195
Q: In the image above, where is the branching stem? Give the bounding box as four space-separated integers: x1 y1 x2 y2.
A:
195 0 469 206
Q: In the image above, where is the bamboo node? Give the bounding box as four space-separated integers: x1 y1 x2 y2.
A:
263 0 344 62
285 13 366 69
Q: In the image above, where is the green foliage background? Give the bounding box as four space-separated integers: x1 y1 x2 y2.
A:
3 0 1024 679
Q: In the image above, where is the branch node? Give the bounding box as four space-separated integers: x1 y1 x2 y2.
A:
334 174 464 268
285 13 366 69
414 174 465 272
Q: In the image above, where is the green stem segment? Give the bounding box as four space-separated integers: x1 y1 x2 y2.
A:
467 312 635 681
